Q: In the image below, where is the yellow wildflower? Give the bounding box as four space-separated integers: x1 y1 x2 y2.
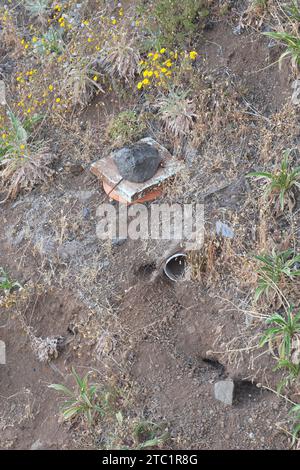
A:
93 75 98 81
189 51 197 60
142 78 149 85
32 36 38 43
160 48 166 54
137 82 143 89
55 97 61 103
49 84 54 91
20 144 25 150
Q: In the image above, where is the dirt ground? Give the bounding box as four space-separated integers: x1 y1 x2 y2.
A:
1 2 300 450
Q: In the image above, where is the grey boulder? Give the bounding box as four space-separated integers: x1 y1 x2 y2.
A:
113 142 162 183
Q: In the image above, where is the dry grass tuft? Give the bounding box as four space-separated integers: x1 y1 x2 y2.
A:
155 88 197 139
99 28 140 83
0 146 54 202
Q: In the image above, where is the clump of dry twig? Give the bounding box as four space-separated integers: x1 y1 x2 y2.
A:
32 335 64 363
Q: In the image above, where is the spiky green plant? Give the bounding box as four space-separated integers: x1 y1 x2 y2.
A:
263 31 300 67
290 404 300 444
132 420 169 449
260 308 300 360
0 268 21 295
275 359 300 392
247 149 300 211
254 249 300 301
49 368 108 426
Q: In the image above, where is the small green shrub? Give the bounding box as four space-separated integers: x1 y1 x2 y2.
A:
138 0 209 49
107 110 146 147
0 267 21 295
247 149 300 211
254 249 300 301
264 31 300 68
290 404 300 444
132 420 169 449
49 367 113 426
260 308 300 360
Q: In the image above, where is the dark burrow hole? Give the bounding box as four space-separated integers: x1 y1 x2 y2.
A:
135 262 156 278
233 380 263 404
202 358 226 377
191 357 226 378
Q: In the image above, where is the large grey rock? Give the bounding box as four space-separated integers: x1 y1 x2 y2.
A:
113 142 162 183
214 379 234 405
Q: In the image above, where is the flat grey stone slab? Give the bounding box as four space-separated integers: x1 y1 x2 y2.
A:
214 379 234 405
0 340 6 364
91 138 184 203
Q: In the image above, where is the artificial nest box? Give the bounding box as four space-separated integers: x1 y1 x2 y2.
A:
91 137 185 204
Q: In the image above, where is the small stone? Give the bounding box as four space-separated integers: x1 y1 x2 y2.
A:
214 379 234 405
30 439 44 450
216 221 234 239
113 141 162 183
82 207 90 219
0 80 6 106
233 24 242 35
0 340 5 364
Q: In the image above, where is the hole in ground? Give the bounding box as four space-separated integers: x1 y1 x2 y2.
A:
233 380 265 405
135 262 156 279
203 358 226 377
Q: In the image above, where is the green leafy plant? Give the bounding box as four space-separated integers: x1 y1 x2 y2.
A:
275 359 300 392
107 110 146 147
0 267 21 295
254 249 300 301
33 28 65 55
25 0 50 15
290 404 300 444
132 420 169 449
49 368 109 426
138 0 209 49
247 149 300 211
260 308 300 360
264 31 300 68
